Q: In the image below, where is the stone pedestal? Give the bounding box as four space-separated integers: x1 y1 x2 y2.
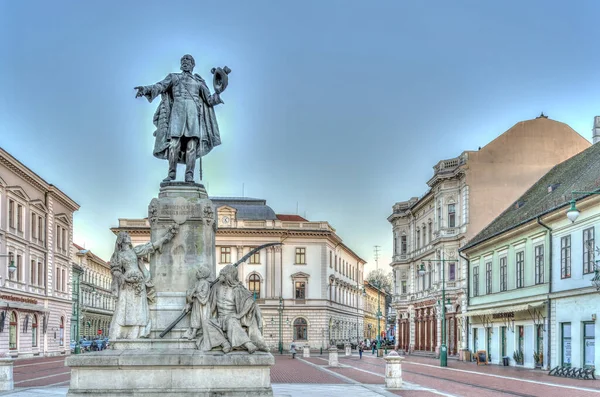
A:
148 182 216 339
384 351 404 389
344 343 351 357
66 349 274 397
303 346 310 358
0 358 14 391
328 346 339 367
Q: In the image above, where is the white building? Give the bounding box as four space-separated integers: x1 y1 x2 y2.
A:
0 147 79 358
111 197 366 350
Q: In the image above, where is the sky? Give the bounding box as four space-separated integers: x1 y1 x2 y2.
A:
1 0 600 273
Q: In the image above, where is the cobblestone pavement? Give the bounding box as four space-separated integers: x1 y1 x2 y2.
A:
5 351 600 396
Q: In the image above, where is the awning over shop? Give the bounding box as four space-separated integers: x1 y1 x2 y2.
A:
458 302 545 318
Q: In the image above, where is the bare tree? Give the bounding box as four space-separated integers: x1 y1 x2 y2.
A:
365 268 393 293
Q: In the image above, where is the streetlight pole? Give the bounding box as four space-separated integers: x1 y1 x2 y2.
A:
278 297 283 354
376 282 382 351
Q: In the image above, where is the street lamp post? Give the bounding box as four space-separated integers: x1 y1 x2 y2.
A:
376 282 382 350
278 297 283 354
418 252 453 368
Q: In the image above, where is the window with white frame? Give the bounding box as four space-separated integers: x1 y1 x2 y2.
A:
220 247 231 263
516 251 524 288
448 204 456 228
249 251 260 264
295 247 306 264
534 245 544 284
16 254 22 282
416 229 420 249
583 227 595 274
449 262 456 281
37 260 44 286
17 204 23 232
8 199 15 228
561 235 571 279
485 261 492 294
472 266 479 297
401 236 407 254
499 257 507 291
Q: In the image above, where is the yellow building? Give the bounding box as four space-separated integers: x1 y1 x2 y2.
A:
363 281 388 343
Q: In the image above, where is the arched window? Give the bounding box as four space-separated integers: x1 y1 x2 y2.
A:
59 317 65 346
248 274 260 298
9 312 17 350
32 315 38 347
294 318 308 341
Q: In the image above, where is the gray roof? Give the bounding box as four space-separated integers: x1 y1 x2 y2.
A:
462 142 600 251
210 197 278 221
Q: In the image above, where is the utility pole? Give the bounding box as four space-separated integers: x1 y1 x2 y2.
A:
374 245 381 271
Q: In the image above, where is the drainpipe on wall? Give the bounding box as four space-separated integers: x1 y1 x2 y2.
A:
458 250 470 360
536 217 552 370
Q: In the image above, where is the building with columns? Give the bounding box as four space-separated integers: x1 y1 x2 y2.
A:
388 116 591 359
111 196 366 350
70 244 113 340
0 147 79 358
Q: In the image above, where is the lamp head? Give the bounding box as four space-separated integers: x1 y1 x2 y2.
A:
566 199 580 223
8 253 16 274
418 263 426 276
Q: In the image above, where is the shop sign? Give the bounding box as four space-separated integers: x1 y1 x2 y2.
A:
0 295 38 305
492 312 514 319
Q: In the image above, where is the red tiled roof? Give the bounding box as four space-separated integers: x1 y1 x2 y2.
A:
276 214 308 222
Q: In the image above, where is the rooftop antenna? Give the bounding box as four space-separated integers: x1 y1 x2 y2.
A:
374 245 381 271
242 183 245 197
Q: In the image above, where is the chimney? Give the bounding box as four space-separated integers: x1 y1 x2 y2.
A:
594 116 600 144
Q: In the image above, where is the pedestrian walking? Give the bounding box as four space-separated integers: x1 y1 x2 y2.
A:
290 343 297 359
358 342 363 359
371 340 376 355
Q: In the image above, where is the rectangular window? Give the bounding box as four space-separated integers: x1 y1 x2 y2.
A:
220 247 231 263
30 260 36 285
56 267 61 292
500 257 507 291
8 252 15 281
401 236 407 254
32 319 37 348
249 251 260 264
472 266 479 297
422 226 427 245
31 215 36 239
583 227 595 274
448 204 456 228
56 226 61 251
295 281 306 299
449 262 456 281
16 254 22 282
17 204 23 232
62 228 67 250
62 268 66 292
437 205 442 229
428 224 432 243
295 248 306 264
8 199 14 228
561 323 572 367
485 261 492 294
516 251 524 288
535 245 544 284
584 322 595 368
416 230 420 249
401 280 407 294
473 328 479 351
329 251 332 268
38 261 44 287
38 216 43 242
561 235 571 279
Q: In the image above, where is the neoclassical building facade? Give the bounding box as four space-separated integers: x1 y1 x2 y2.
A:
71 244 113 339
388 116 591 359
0 147 79 358
111 197 366 350
363 280 388 343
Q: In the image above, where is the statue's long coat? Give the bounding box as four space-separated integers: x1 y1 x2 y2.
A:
142 73 222 164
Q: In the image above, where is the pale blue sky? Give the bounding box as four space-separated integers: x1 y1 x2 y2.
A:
1 0 599 273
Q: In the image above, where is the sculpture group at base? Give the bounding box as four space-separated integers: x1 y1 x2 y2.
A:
185 264 268 353
109 230 269 354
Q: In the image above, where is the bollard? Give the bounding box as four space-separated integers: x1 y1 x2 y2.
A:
344 343 352 357
0 358 14 391
328 346 339 367
384 351 404 389
303 346 310 358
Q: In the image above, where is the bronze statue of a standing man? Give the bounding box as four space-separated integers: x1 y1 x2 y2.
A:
135 55 230 183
